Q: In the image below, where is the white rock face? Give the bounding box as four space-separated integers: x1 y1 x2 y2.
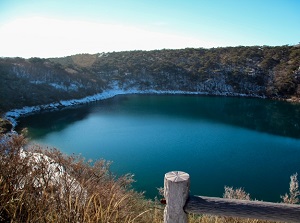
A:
19 149 86 199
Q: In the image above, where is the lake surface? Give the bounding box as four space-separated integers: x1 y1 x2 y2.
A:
17 95 300 202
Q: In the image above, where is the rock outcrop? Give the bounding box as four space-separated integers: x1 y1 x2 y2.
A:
1 45 299 116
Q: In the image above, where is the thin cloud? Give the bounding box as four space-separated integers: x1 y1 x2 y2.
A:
0 17 214 58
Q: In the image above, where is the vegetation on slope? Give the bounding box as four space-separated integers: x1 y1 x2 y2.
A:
1 45 300 114
0 134 158 222
0 57 104 113
0 133 299 222
0 118 13 134
50 45 300 97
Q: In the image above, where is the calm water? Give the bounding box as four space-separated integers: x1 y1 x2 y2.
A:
17 95 300 202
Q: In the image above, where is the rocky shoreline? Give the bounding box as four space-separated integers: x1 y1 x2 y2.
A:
3 83 300 134
2 85 271 132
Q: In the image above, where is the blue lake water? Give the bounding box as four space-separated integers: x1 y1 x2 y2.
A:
17 95 300 202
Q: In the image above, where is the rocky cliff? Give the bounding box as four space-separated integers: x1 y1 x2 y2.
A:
1 45 300 115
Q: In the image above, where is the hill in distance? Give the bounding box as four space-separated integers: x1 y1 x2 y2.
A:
1 45 300 115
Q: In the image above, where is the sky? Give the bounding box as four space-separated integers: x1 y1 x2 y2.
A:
0 0 299 58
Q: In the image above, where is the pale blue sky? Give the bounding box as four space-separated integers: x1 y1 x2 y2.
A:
0 0 299 58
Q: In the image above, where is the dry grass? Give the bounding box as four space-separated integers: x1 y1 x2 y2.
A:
0 134 156 222
0 133 299 223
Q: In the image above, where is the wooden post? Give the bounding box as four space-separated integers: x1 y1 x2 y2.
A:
164 171 190 223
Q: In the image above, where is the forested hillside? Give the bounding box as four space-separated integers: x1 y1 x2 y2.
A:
1 45 300 114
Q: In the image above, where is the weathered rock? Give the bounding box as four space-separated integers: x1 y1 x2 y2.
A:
0 118 13 134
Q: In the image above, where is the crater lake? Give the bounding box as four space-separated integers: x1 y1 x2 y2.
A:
17 95 300 202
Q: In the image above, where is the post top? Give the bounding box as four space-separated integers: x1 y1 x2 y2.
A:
165 171 189 182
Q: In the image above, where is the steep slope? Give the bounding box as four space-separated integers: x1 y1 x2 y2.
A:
0 57 105 113
1 45 300 115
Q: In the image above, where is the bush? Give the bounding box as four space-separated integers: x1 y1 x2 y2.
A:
0 134 157 223
281 173 300 204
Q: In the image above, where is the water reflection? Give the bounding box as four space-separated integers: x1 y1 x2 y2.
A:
17 106 91 137
18 95 300 139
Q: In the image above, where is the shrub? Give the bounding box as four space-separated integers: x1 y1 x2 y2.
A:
223 186 251 200
0 134 154 222
281 173 300 204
